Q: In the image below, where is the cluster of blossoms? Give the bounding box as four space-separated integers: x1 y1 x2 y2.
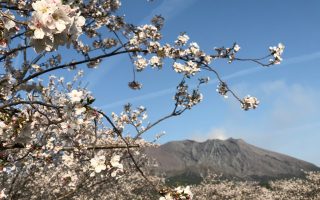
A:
213 43 241 63
173 60 200 76
129 24 161 47
63 171 319 200
0 189 6 199
169 39 213 76
68 89 84 103
90 155 107 173
109 154 124 177
111 104 148 131
216 82 229 98
134 55 148 71
160 186 193 200
29 0 85 52
175 33 190 46
132 33 213 77
147 41 161 53
241 95 260 110
133 52 163 71
174 80 204 109
0 10 19 48
190 172 320 199
0 71 155 199
128 80 143 90
89 154 123 177
149 55 162 68
269 43 285 64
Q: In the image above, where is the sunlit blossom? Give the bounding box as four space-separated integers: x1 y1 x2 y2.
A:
90 155 106 173
68 90 83 103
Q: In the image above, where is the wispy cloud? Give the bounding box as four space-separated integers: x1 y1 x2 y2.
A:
100 87 173 109
142 0 197 23
84 55 127 90
282 51 320 66
263 81 319 130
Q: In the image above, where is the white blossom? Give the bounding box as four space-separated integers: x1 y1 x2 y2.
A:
68 90 83 103
90 155 106 173
234 44 241 52
29 0 85 52
0 121 6 135
110 155 123 177
149 56 162 67
241 95 259 110
173 61 200 76
2 10 16 30
31 64 41 70
173 62 185 73
175 34 190 46
110 155 123 169
269 43 285 64
0 189 7 199
189 42 200 55
0 10 19 47
62 153 74 167
134 55 148 71
75 106 86 115
60 122 77 134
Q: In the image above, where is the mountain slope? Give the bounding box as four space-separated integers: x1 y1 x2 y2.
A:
144 138 319 182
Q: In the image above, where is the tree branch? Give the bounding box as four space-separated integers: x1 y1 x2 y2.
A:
19 48 147 85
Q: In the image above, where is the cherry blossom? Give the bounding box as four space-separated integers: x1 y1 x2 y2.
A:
241 95 260 110
234 44 241 52
216 82 229 98
149 56 162 67
29 0 85 52
0 0 285 199
62 153 75 167
269 43 285 64
175 34 190 46
110 155 123 177
134 55 148 71
159 186 193 200
75 106 86 115
0 189 6 199
90 155 107 173
0 10 19 47
68 89 84 103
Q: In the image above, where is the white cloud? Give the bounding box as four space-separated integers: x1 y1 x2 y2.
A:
191 128 228 142
208 128 228 140
261 81 319 130
260 80 286 95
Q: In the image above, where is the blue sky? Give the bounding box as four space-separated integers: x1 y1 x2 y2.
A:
77 0 320 166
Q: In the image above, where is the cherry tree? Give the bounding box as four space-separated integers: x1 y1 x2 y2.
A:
0 0 284 199
191 171 320 199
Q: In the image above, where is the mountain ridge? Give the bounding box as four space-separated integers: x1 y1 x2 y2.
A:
144 138 319 183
